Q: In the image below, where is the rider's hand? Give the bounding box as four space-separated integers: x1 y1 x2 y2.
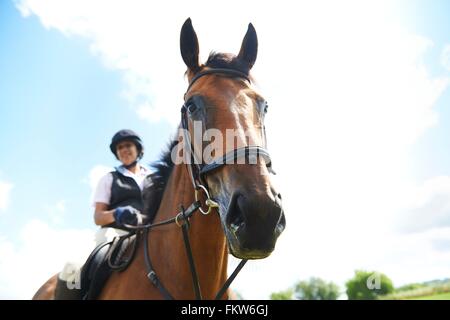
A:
113 206 146 227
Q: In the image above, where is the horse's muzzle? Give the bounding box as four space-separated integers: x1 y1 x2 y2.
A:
224 191 286 259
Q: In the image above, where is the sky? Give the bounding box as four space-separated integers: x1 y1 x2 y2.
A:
1 0 450 299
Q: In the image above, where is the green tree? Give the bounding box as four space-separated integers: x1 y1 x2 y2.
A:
346 270 394 300
270 289 293 300
294 277 340 300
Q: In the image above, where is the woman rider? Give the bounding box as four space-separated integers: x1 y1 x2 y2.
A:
56 129 150 299
93 129 149 241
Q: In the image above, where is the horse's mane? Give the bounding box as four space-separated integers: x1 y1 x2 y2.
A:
142 52 250 222
142 139 179 223
205 52 250 75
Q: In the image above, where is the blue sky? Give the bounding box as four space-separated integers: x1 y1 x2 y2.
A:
0 1 172 235
402 0 450 180
1 0 450 299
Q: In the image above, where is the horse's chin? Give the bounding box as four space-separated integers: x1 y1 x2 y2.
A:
225 235 274 260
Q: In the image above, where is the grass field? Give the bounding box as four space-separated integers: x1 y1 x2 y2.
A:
379 281 450 300
412 292 450 300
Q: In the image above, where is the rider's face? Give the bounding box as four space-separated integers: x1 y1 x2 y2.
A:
116 141 138 166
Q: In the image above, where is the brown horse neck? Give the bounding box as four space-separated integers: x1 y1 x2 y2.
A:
150 162 229 299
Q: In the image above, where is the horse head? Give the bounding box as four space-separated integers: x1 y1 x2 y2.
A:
179 18 286 259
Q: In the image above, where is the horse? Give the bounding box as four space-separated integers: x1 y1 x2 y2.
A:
32 18 285 300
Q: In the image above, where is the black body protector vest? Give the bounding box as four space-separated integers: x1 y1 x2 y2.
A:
103 169 144 229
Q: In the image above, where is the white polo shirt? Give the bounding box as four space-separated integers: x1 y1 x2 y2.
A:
92 164 151 207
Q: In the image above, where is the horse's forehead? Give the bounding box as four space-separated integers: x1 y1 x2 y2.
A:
205 93 262 136
200 81 257 109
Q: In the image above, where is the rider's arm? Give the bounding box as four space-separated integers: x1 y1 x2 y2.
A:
94 202 115 226
92 172 114 226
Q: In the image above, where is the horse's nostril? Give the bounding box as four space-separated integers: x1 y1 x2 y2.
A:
226 193 245 231
277 193 282 200
230 220 245 234
230 214 244 229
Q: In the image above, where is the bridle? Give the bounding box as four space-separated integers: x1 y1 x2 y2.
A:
181 68 275 195
124 68 275 300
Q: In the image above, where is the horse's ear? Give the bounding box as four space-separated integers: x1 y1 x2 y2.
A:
238 23 258 70
180 18 200 73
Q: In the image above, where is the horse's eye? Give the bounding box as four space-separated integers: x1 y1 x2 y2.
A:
264 102 268 114
187 103 198 114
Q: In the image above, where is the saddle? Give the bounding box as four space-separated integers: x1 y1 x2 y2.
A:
55 232 138 300
55 176 159 300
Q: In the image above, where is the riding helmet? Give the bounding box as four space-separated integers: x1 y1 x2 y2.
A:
109 129 144 160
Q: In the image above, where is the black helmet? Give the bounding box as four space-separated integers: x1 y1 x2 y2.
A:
110 129 144 160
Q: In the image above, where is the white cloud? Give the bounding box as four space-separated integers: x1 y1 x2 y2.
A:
85 165 112 191
368 228 450 286
0 180 13 212
44 200 67 225
14 0 450 299
14 0 191 125
0 219 95 299
441 44 450 71
395 176 450 233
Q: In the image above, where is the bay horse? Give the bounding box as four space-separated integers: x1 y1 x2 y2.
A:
33 18 285 300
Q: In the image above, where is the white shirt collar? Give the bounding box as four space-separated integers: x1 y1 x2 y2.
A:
115 163 151 178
